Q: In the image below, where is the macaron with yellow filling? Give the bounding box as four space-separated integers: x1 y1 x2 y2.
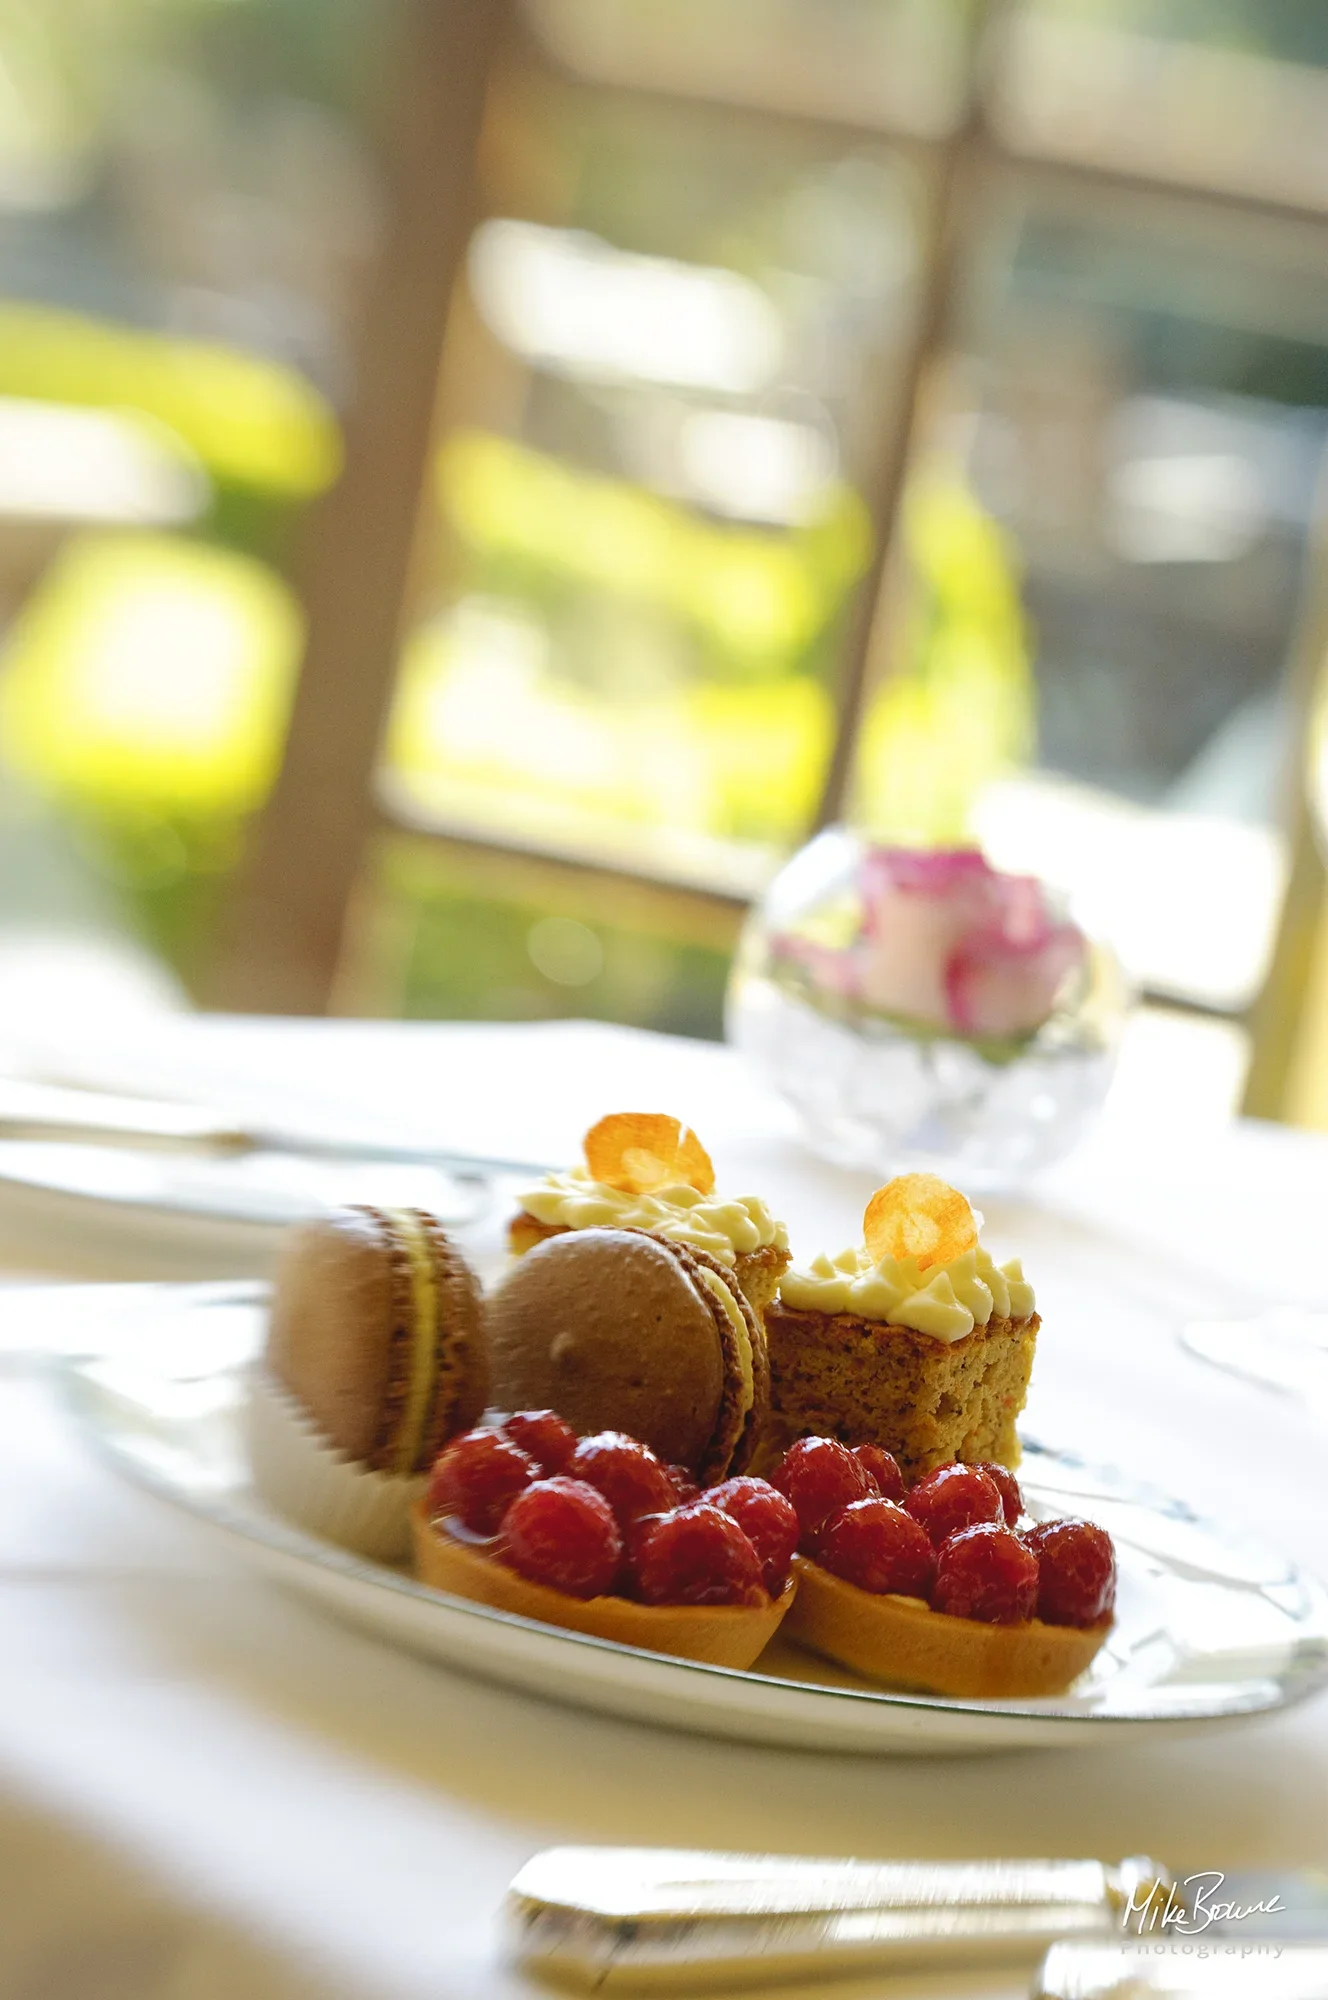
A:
486 1227 769 1486
248 1205 488 1559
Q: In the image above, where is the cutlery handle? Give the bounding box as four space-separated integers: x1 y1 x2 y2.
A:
0 1079 249 1152
506 1847 1168 1990
0 1076 552 1178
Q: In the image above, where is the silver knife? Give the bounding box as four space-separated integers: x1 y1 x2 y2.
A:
0 1076 551 1179
506 1847 1169 1989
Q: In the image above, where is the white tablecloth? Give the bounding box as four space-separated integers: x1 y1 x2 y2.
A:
2 1016 1327 2000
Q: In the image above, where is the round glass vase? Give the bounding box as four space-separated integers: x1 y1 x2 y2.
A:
726 827 1126 1190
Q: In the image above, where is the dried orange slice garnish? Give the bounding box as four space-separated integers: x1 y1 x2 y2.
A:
864 1173 977 1272
584 1113 716 1196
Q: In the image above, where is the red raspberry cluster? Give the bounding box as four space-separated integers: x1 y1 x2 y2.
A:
771 1437 1115 1629
425 1416 799 1608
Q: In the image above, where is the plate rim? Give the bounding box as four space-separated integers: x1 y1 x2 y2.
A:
0 1143 516 1239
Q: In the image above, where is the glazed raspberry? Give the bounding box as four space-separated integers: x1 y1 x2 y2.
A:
709 1477 799 1596
1023 1519 1116 1627
428 1429 539 1536
500 1410 577 1476
773 1437 874 1545
500 1478 621 1598
569 1432 678 1527
852 1444 905 1502
814 1498 935 1597
619 1509 671 1590
933 1522 1038 1624
905 1463 1004 1548
972 1461 1023 1526
667 1465 701 1506
634 1503 767 1608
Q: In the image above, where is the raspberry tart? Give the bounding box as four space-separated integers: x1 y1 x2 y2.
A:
508 1112 790 1317
413 1418 797 1669
776 1436 1115 1699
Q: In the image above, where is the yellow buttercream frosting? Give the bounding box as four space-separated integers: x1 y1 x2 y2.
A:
517 1168 788 1267
381 1207 439 1474
779 1233 1035 1344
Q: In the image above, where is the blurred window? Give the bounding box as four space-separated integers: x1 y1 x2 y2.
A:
3 0 1328 1041
370 0 1328 1028
0 0 379 969
381 85 914 910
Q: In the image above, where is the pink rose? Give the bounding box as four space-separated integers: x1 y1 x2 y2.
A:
944 921 1086 1038
772 846 1086 1040
859 848 1084 1037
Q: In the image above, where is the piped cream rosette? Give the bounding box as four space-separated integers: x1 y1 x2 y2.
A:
779 1172 1034 1342
780 1243 1034 1343
516 1171 786 1269
514 1112 788 1270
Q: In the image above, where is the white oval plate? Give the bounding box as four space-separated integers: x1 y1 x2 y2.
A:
58 1284 1328 1756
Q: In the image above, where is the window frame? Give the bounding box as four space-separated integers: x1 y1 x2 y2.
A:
208 0 1328 1096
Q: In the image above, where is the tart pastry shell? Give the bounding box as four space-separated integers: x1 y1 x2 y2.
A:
786 1555 1111 1699
412 1503 795 1669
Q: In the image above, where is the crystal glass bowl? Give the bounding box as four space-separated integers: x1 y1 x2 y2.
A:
726 827 1126 1189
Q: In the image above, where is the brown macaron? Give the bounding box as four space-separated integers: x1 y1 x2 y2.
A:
266 1206 487 1475
485 1227 769 1485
